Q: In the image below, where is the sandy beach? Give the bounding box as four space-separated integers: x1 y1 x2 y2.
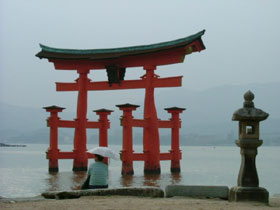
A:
1 196 280 210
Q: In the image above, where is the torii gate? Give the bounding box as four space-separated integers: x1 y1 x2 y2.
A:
36 30 206 173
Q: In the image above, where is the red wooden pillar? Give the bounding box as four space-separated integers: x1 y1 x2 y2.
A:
116 103 140 175
94 109 113 147
43 105 65 172
73 69 90 171
94 109 113 164
165 107 185 173
143 65 161 174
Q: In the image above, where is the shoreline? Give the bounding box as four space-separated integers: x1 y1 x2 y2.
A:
1 187 280 202
1 186 280 210
1 194 280 201
1 196 280 210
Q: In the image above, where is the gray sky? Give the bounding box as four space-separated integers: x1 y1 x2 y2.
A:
1 0 280 112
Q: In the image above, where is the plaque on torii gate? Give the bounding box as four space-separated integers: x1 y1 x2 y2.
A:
36 30 206 173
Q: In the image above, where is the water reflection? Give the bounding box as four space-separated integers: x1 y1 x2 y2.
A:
72 171 87 190
119 174 162 188
171 172 181 184
119 172 182 189
120 175 134 187
143 174 161 187
46 170 182 192
46 171 87 191
46 172 59 191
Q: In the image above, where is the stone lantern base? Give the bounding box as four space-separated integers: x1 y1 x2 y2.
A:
229 186 269 204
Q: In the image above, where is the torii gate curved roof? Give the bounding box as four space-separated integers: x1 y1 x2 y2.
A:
36 30 205 69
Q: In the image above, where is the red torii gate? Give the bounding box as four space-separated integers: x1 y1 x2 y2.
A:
36 30 206 173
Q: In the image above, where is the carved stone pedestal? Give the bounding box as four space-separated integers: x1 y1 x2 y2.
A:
229 186 269 203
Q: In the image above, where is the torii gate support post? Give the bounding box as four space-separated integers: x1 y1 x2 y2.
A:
94 109 113 147
143 65 161 174
165 107 186 173
94 109 113 164
116 104 140 175
43 106 65 172
73 69 90 171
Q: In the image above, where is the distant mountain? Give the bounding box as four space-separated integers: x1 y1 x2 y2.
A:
154 82 280 146
155 82 280 124
1 82 280 146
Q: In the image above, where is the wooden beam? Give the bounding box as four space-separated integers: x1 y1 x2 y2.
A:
87 79 145 90
49 47 187 70
159 153 172 160
56 76 182 92
58 120 76 128
57 152 95 159
158 120 173 128
154 76 182 88
56 82 78 91
57 152 76 159
132 153 146 161
86 121 101 128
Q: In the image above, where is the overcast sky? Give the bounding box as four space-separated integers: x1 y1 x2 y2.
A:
0 0 280 112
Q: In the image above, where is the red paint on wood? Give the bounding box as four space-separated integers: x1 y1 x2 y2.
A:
56 76 182 92
118 106 138 175
48 45 197 70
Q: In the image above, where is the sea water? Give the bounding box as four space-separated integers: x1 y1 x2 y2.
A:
0 144 279 198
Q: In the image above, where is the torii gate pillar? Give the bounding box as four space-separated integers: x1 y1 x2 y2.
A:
73 69 90 171
117 104 139 175
165 107 186 173
143 65 161 173
43 106 65 172
94 109 114 164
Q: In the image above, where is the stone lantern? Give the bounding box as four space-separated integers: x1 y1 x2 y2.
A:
229 90 269 203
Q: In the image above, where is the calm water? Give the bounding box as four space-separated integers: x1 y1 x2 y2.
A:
0 144 279 198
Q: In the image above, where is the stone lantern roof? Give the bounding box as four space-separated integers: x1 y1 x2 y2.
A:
232 90 269 121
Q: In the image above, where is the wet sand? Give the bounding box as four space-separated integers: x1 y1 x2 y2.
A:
1 196 280 210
